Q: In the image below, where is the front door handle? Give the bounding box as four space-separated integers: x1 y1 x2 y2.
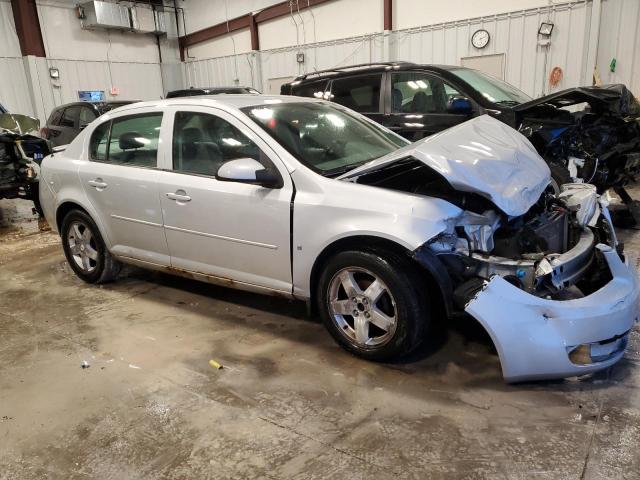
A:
88 178 107 190
166 191 191 203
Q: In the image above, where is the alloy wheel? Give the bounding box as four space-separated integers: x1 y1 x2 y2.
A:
67 220 98 273
327 267 398 347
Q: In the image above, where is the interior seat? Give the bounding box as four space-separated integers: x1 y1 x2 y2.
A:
392 88 403 112
178 127 222 175
411 91 434 113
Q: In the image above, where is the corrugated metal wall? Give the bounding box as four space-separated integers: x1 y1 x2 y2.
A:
182 0 609 100
260 34 386 88
184 53 258 90
3 0 640 121
30 58 165 122
0 0 35 115
390 1 592 98
597 0 640 94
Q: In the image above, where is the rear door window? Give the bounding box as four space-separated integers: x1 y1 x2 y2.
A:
88 113 163 168
329 74 382 113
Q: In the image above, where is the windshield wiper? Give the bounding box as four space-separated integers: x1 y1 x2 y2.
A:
323 161 370 178
495 100 521 106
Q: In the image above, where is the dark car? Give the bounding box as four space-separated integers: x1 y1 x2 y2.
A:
1 113 50 213
282 62 640 221
41 101 138 147
166 86 260 98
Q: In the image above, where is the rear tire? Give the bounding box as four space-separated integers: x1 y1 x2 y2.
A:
317 249 429 361
60 209 120 284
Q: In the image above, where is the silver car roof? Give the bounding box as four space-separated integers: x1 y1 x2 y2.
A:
113 95 322 114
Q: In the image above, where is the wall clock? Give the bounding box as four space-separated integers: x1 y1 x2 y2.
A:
471 29 490 49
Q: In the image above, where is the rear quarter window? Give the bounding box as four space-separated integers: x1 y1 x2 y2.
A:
89 113 163 168
48 108 63 126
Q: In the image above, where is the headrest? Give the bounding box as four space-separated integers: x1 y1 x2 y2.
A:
119 132 146 150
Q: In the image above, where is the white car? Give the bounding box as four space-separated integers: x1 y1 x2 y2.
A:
39 95 640 382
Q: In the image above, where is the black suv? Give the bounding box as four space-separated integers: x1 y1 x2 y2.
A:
282 62 640 220
42 101 137 147
166 86 260 98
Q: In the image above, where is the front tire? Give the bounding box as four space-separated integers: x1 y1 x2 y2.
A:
317 250 429 361
60 210 120 284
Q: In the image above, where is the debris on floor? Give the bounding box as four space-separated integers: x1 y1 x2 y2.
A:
209 359 223 370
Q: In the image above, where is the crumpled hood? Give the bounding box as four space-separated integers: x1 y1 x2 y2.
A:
513 84 640 116
0 113 40 136
341 115 551 216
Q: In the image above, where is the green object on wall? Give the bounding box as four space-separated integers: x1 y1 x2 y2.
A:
610 58 617 72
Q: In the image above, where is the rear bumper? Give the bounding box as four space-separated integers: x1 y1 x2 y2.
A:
465 244 640 382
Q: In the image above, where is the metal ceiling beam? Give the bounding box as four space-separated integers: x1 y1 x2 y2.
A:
180 0 336 50
249 13 259 51
11 0 46 57
383 0 392 31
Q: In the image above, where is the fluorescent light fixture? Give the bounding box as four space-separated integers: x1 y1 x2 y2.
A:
222 138 242 146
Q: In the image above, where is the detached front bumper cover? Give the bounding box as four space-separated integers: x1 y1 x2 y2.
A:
465 245 640 382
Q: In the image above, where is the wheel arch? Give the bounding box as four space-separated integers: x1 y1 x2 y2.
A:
308 235 452 319
55 201 91 233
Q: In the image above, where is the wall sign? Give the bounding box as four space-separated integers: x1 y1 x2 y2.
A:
78 90 105 102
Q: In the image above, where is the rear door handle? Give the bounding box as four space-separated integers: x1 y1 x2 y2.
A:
166 191 191 203
88 178 107 189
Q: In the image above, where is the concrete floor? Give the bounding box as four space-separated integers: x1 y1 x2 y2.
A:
0 193 639 480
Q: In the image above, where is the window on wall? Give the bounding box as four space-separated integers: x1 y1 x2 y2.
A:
391 72 463 113
172 111 269 176
88 113 162 168
329 74 382 113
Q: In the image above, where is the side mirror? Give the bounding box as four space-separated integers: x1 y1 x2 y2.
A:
447 97 473 115
216 158 283 189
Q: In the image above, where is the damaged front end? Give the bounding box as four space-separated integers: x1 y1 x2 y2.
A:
419 184 639 382
515 84 640 192
344 115 639 382
0 113 49 204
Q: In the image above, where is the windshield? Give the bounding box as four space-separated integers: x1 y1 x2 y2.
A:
242 102 408 176
449 68 532 105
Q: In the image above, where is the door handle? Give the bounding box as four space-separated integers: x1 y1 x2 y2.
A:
88 178 107 189
166 191 191 203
